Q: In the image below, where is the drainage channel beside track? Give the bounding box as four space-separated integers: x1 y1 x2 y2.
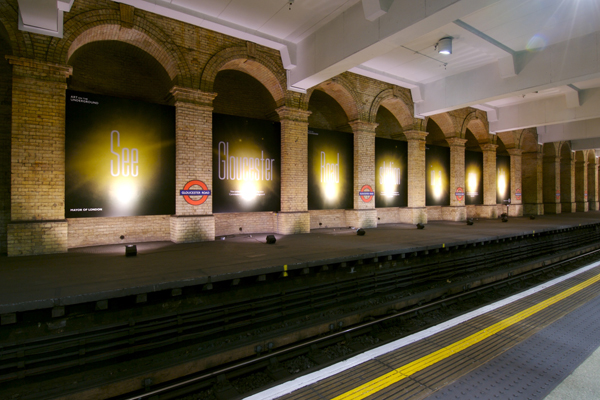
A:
1 224 600 400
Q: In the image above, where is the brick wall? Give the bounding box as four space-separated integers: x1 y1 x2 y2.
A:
0 36 10 254
588 160 598 211
376 208 399 224
215 212 277 237
543 154 561 214
0 0 546 255
276 106 311 234
309 210 347 229
560 151 575 212
575 159 588 212
522 152 544 215
405 131 427 224
68 215 170 248
7 58 72 256
8 221 67 256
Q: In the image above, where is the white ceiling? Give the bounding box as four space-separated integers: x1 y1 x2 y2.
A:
17 0 600 149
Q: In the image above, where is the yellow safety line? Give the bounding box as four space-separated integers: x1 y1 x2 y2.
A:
332 271 600 400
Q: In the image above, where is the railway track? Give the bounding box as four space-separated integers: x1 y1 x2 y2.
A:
1 223 600 399
112 244 600 400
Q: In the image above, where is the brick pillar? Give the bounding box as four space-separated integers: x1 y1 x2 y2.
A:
7 57 72 256
507 148 523 217
543 155 561 214
346 120 377 228
481 143 498 219
404 130 428 224
169 86 216 243
275 106 311 234
0 52 11 255
522 150 544 215
560 153 575 213
575 158 588 212
588 157 598 211
447 137 467 221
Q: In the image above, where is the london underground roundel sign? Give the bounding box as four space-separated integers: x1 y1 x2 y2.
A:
359 185 375 202
180 180 211 206
455 187 465 201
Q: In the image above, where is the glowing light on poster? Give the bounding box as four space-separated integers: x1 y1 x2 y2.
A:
496 155 511 204
375 137 407 208
308 128 353 210
212 114 280 213
426 145 450 206
465 150 483 205
65 90 175 218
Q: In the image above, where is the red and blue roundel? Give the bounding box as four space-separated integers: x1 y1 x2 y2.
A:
180 180 211 205
455 187 465 201
359 185 375 202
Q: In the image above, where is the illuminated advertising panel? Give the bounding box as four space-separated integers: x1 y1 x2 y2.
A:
308 128 353 210
375 137 407 208
426 144 450 206
65 90 175 218
465 151 483 205
212 113 281 213
496 155 511 204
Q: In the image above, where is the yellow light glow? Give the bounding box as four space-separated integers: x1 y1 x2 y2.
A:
239 182 258 202
467 172 477 193
497 168 507 197
324 182 338 201
431 169 443 200
109 180 139 208
382 173 396 198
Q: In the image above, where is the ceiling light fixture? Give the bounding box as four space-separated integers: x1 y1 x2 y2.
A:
436 37 453 55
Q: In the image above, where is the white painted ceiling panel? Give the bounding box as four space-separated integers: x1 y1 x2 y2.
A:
170 0 229 18
96 0 600 146
461 0 600 51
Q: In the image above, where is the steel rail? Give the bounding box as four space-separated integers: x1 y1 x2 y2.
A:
1 228 598 384
114 245 600 400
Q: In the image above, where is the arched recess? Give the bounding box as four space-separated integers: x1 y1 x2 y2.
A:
375 105 405 140
369 88 413 131
0 4 31 58
425 118 448 146
307 76 362 123
575 150 587 163
65 25 179 82
520 128 539 153
213 69 277 120
543 142 559 157
201 46 286 108
587 150 597 164
68 40 173 104
461 110 490 142
496 130 522 151
425 113 457 139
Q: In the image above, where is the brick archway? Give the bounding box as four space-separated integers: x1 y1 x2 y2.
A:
461 110 490 142
308 77 362 122
65 25 179 81
201 46 286 107
369 88 414 131
425 112 458 137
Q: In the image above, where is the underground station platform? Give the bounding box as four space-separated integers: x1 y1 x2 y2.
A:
3 212 600 400
2 212 600 319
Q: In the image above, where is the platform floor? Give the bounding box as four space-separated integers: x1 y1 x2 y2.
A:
2 212 600 315
246 259 600 400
